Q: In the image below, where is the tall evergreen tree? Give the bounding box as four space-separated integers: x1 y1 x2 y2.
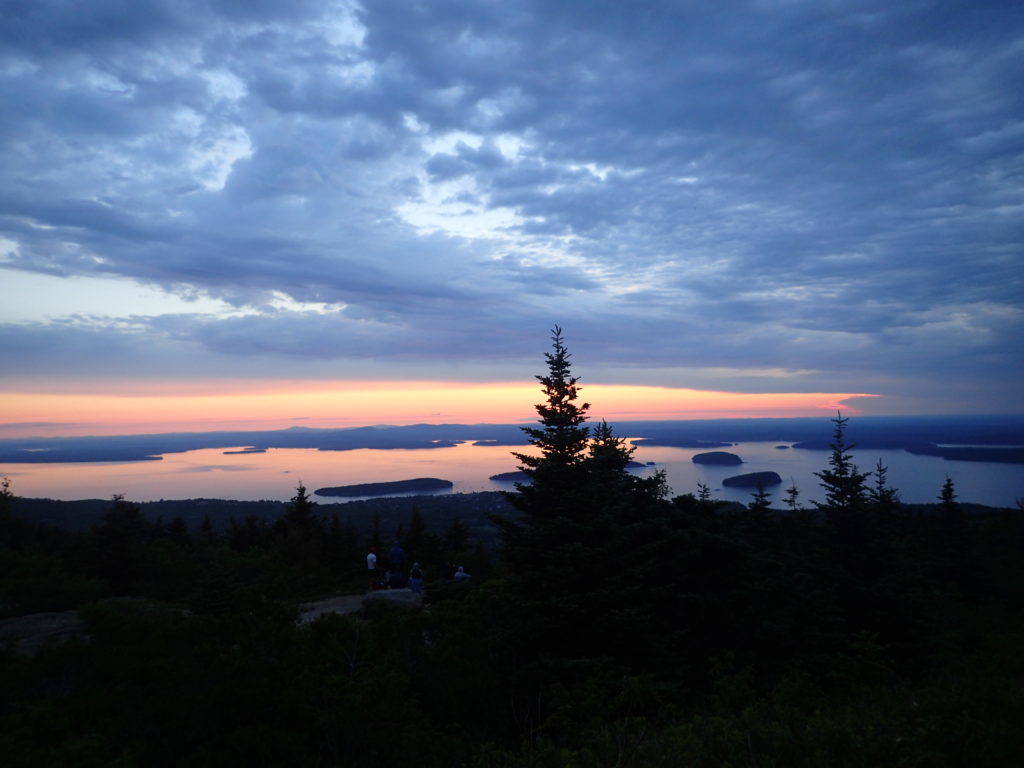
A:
494 328 671 667
939 475 958 513
283 482 318 534
813 413 871 518
749 483 772 513
868 458 901 513
783 479 801 512
508 326 592 520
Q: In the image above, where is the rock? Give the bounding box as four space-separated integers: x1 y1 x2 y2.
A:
362 589 423 612
299 595 366 622
692 451 743 465
0 611 85 656
722 471 783 488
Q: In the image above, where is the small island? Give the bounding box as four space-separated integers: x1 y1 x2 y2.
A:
490 470 530 483
314 478 454 497
722 471 783 488
223 447 267 455
692 451 743 466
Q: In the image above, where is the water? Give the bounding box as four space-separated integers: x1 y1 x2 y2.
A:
1 440 1021 508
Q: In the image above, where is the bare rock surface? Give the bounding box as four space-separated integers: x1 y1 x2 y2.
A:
299 595 366 623
0 610 85 656
362 589 423 611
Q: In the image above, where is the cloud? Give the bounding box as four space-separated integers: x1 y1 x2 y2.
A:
0 0 1021 416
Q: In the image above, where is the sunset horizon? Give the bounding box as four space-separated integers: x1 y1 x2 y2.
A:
3 379 886 440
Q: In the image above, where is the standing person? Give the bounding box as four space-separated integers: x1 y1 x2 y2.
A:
389 541 406 570
367 547 378 589
408 562 425 594
388 541 406 587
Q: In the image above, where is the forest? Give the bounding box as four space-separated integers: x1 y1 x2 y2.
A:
2 329 1023 766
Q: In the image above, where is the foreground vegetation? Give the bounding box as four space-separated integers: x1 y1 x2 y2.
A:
2 332 1023 766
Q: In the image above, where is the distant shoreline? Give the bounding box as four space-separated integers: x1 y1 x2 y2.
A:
2 416 1023 465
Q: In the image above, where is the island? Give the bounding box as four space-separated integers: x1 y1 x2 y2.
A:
314 478 454 497
490 470 530 483
722 471 783 488
223 447 267 455
692 451 743 465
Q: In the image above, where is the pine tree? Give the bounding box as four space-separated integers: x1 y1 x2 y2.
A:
697 481 712 504
939 475 958 513
868 459 901 513
508 326 592 520
813 413 871 518
283 482 318 534
749 483 772 513
783 480 801 512
93 494 151 594
495 328 670 665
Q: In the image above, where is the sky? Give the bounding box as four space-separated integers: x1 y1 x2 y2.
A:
1 0 1022 438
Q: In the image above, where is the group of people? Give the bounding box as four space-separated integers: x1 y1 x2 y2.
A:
366 542 470 593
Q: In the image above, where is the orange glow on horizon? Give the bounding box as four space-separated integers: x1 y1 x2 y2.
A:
1 381 878 438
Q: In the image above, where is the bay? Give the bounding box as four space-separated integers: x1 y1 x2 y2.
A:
2 439 1021 509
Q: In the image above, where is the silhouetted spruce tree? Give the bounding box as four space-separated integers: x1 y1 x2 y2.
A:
495 328 669 666
813 413 871 520
508 326 592 519
497 327 602 570
283 482 318 534
749 483 772 513
939 475 958 513
93 494 151 594
868 459 901 513
936 475 971 584
166 515 190 545
783 479 801 511
443 518 469 554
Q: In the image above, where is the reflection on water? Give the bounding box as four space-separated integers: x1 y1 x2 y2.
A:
2 440 1021 508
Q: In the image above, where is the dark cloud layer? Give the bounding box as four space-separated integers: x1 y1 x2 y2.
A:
1 0 1021 413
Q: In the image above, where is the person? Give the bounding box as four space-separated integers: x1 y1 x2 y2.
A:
408 562 424 594
367 547 378 588
454 565 470 583
387 541 406 587
389 541 406 569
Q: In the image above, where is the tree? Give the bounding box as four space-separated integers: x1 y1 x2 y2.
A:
0 476 12 516
749 483 772 513
507 326 592 520
283 482 318 534
443 518 469 554
697 481 712 504
783 480 801 512
939 475 958 513
813 413 871 518
868 459 900 513
92 494 152 594
494 328 672 669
